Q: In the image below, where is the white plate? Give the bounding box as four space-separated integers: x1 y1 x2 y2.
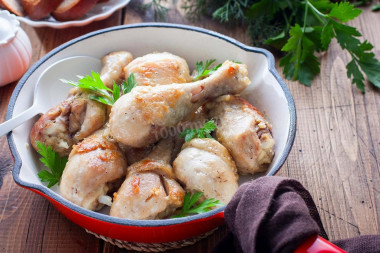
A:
7 0 130 29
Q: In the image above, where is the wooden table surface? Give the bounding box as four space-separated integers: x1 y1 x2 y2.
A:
1 2 380 252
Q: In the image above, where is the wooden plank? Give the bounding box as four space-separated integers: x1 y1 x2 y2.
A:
0 172 100 252
123 1 251 45
277 5 380 241
0 12 122 253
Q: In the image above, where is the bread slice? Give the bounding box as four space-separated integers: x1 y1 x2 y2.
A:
21 0 63 20
52 0 98 21
0 0 25 16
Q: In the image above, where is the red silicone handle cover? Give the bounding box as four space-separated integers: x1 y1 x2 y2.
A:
295 236 347 253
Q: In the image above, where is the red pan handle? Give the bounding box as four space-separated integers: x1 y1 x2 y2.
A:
295 235 347 253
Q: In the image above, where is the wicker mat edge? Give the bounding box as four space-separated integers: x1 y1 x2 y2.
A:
86 228 218 252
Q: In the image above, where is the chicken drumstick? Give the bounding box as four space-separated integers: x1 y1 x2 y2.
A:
109 60 250 147
110 137 185 219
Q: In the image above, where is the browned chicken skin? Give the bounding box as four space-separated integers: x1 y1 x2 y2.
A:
31 50 132 157
109 61 250 148
124 52 192 87
110 137 185 220
60 129 128 210
30 88 107 157
100 51 134 88
173 138 239 204
119 52 193 164
207 95 275 174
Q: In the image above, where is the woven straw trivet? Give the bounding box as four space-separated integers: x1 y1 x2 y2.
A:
86 228 218 252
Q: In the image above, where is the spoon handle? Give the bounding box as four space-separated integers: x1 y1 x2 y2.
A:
0 105 40 137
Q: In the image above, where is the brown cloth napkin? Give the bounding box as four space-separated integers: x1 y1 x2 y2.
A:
213 176 380 253
334 235 380 253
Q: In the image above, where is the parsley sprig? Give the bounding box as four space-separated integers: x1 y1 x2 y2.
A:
279 1 380 91
36 141 68 188
171 192 223 218
193 60 222 81
179 0 380 91
61 72 137 106
180 119 217 142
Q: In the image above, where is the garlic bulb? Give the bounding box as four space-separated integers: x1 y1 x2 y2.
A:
0 10 32 87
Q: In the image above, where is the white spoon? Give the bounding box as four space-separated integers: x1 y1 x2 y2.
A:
0 55 102 137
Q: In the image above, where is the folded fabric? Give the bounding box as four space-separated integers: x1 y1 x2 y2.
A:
333 235 380 253
213 176 380 253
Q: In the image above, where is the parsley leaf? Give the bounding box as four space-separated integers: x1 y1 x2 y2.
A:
121 73 137 95
321 21 334 50
36 141 68 188
179 119 217 142
63 71 110 93
112 83 120 102
62 72 136 106
280 24 320 86
358 58 380 89
328 2 362 23
171 192 223 218
347 59 365 91
193 60 222 81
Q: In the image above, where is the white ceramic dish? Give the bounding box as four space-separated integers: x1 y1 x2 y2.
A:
2 0 130 29
6 23 296 244
0 11 32 86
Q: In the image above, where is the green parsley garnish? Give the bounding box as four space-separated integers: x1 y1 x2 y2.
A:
178 0 380 91
61 72 137 106
279 1 380 91
171 192 223 218
193 59 222 81
36 141 68 188
179 119 217 142
121 73 137 95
